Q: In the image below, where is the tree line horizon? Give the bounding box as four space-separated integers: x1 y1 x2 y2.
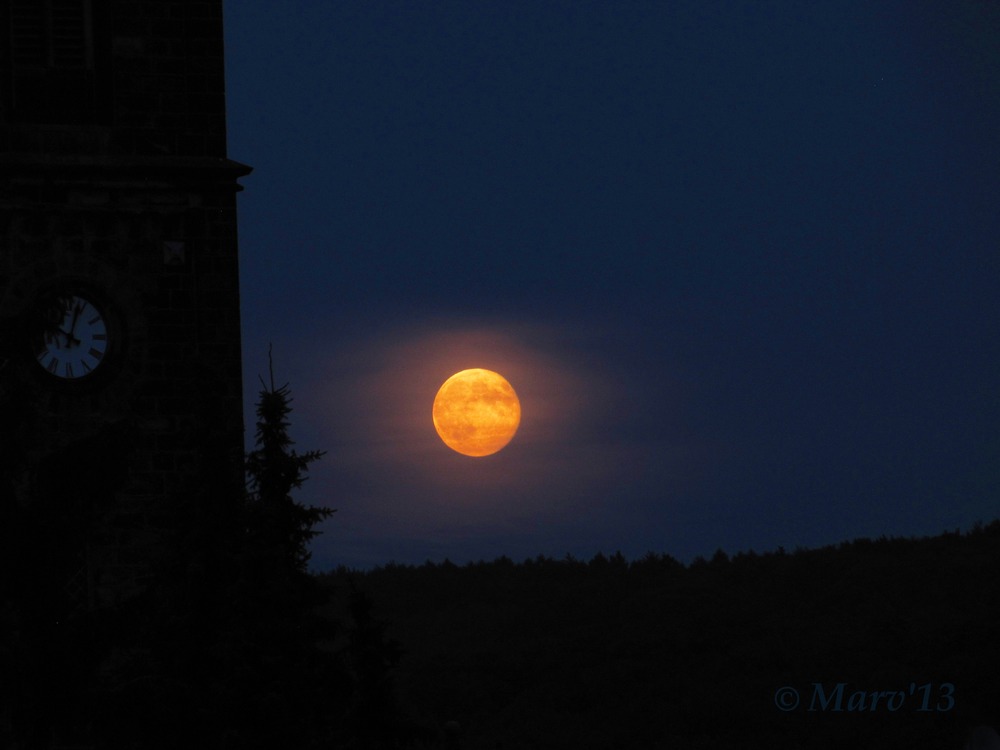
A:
321 519 998 576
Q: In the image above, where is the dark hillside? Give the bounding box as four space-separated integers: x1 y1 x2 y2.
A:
319 522 1000 749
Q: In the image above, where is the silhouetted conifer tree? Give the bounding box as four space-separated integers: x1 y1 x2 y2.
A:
234 351 439 749
244 347 335 571
88 351 347 748
214 349 347 747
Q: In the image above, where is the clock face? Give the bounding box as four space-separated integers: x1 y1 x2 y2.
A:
35 294 110 380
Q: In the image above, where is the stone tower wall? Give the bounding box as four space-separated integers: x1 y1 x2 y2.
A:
1 0 228 157
0 0 249 609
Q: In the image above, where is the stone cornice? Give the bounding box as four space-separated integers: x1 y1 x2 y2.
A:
0 154 252 187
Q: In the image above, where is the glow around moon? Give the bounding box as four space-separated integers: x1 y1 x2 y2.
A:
432 369 521 457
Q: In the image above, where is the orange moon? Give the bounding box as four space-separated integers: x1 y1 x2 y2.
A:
432 369 521 457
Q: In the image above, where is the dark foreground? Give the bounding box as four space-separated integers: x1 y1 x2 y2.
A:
322 521 1000 749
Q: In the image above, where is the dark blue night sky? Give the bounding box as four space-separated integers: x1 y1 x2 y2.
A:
223 1 1000 571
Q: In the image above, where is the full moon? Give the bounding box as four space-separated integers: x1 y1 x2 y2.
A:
432 369 521 457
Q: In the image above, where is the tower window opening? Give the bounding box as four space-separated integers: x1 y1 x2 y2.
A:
3 0 104 124
10 0 92 70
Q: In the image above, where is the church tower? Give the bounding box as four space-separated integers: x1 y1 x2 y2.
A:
0 0 250 610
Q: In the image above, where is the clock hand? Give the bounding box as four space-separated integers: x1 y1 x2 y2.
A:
58 328 82 348
63 302 82 348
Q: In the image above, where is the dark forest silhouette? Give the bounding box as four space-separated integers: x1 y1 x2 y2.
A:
2 358 997 748
323 523 1000 750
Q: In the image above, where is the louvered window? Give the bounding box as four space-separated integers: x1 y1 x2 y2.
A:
10 0 91 70
2 0 107 125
